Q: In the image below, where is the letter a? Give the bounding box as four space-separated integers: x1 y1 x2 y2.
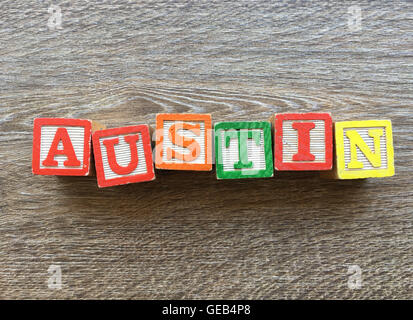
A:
42 128 81 167
103 134 140 175
346 129 383 169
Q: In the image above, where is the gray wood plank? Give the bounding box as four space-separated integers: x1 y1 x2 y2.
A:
0 0 411 299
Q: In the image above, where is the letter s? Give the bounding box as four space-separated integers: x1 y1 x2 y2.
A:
167 123 201 162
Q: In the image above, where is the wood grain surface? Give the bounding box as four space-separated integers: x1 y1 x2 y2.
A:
0 0 412 299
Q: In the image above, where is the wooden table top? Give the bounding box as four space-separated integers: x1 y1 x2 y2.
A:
0 0 411 299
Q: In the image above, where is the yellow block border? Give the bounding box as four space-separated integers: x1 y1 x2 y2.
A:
335 120 395 179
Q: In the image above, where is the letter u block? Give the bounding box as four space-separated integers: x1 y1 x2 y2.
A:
32 118 94 176
215 121 274 179
331 120 395 179
155 113 212 171
92 125 155 187
273 113 333 170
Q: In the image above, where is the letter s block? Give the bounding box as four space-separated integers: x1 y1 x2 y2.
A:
215 121 274 179
274 113 333 171
331 120 395 179
92 125 155 187
32 118 93 176
155 113 212 171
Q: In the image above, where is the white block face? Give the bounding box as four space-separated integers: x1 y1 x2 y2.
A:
343 127 388 170
220 129 266 172
162 120 206 164
282 120 326 163
39 125 85 169
99 132 148 181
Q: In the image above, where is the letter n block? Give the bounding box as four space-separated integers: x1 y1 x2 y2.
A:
215 121 273 179
331 120 395 179
32 118 93 176
92 125 155 187
155 113 212 171
273 113 333 171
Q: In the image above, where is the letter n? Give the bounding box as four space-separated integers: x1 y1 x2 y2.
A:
346 129 383 169
330 120 395 179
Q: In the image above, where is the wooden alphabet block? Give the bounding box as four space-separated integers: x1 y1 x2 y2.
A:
32 118 95 176
273 113 333 170
155 113 212 171
92 125 155 187
214 121 273 179
329 120 395 179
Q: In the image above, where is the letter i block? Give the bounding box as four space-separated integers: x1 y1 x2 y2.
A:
274 113 333 170
92 125 155 187
332 120 395 179
32 118 94 176
215 121 274 179
155 113 212 171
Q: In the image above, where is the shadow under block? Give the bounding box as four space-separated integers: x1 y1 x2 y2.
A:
92 125 155 188
155 113 212 171
32 118 105 176
326 120 395 179
214 121 274 179
273 113 333 171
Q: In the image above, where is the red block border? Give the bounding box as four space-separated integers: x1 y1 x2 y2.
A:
274 113 333 171
32 118 92 176
92 125 155 188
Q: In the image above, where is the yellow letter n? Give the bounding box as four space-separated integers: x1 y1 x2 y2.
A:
346 129 383 169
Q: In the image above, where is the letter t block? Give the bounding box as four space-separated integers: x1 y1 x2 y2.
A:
330 120 395 179
215 121 274 179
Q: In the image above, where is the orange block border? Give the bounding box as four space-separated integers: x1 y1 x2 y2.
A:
155 113 212 171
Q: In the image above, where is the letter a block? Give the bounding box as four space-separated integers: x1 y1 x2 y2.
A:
331 120 395 179
155 113 212 171
32 118 94 176
215 121 273 179
92 125 155 187
274 113 333 170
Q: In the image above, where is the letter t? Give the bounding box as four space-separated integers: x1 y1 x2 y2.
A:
225 130 261 169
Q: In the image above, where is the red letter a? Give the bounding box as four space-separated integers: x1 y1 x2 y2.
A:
102 135 140 175
292 122 316 161
42 128 81 167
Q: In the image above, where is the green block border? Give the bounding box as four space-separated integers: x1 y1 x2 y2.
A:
214 121 274 179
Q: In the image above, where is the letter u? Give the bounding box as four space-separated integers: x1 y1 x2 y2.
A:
102 134 140 175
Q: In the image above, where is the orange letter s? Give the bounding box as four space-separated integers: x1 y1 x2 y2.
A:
167 123 201 162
